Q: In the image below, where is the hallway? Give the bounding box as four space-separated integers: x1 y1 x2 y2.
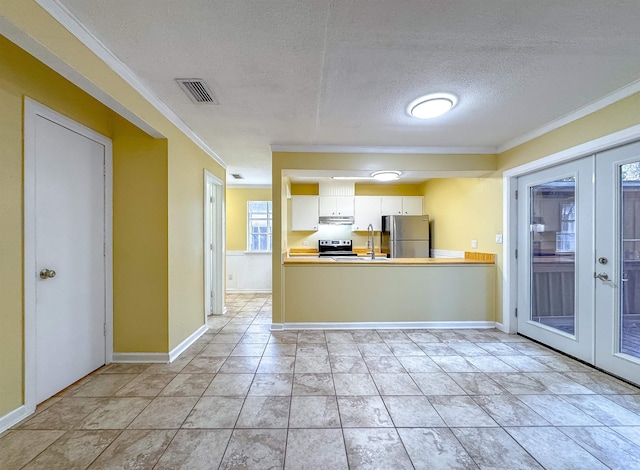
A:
1 293 640 469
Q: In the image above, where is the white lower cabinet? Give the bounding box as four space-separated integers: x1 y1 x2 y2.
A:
291 195 319 231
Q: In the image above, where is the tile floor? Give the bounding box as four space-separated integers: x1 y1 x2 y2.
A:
2 292 640 469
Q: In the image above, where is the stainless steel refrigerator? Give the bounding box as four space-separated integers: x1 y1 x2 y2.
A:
381 215 430 258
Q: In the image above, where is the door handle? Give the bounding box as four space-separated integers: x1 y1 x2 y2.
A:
39 268 56 279
594 272 610 281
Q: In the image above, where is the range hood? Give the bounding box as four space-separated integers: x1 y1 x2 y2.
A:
318 215 354 225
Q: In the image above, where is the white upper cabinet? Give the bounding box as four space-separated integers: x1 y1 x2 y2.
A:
381 196 403 215
402 196 423 215
291 195 319 231
381 196 423 216
353 196 382 231
319 196 354 216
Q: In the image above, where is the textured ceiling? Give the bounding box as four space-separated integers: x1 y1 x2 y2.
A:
58 0 640 185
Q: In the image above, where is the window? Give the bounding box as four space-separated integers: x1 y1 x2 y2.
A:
556 202 576 253
247 201 272 251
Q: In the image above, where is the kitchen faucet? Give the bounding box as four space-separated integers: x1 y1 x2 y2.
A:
367 223 376 260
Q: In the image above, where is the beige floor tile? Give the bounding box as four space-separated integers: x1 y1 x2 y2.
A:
19 398 105 430
87 429 175 469
154 429 232 470
159 373 214 396
343 428 413 469
114 373 176 397
79 397 151 429
71 374 138 397
128 396 198 429
22 430 119 469
0 430 65 469
285 429 348 470
289 396 341 428
398 428 478 469
237 397 290 428
183 396 244 428
220 429 287 469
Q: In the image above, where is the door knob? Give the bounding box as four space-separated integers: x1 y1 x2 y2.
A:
594 272 610 281
39 269 56 279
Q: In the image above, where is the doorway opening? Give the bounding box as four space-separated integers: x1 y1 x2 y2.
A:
204 170 225 317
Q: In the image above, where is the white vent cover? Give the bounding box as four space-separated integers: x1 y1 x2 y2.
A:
176 78 219 104
231 173 245 180
319 181 355 196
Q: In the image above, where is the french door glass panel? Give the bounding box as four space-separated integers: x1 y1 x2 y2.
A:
517 158 594 363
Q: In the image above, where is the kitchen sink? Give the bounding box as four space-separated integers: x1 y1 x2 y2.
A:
333 257 391 262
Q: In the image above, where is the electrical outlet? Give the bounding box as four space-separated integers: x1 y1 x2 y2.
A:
228 273 233 280
302 240 309 246
471 240 478 249
495 234 503 244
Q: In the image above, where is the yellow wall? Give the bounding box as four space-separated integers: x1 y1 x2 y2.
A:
355 183 423 196
226 188 272 252
0 0 226 417
290 183 318 195
112 115 169 352
499 92 640 171
423 178 502 253
167 140 226 349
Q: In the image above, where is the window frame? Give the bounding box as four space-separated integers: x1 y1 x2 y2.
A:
246 200 273 252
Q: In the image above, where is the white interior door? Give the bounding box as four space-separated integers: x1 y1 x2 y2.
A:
517 158 595 362
34 115 106 403
594 141 640 384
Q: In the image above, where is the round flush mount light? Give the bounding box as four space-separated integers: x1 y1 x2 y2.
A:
371 171 401 181
408 93 457 119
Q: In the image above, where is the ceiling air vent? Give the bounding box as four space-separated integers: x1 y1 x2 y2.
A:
176 78 219 104
231 173 245 180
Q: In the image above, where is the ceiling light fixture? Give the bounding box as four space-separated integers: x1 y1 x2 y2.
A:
371 171 401 181
408 93 457 119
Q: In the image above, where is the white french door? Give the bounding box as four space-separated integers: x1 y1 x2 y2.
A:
594 141 640 382
517 140 640 385
517 158 595 363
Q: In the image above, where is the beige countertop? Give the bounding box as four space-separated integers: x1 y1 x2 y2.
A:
283 255 494 265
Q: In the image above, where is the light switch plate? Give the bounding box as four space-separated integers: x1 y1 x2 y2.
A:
471 239 478 249
496 234 503 244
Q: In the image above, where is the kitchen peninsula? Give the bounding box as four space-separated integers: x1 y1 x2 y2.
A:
274 251 496 329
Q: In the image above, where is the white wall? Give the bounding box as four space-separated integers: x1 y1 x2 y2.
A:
226 251 272 292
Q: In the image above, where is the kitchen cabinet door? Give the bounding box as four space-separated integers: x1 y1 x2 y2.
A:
381 196 403 215
335 196 354 216
319 196 354 216
402 196 423 215
291 195 319 231
353 196 382 231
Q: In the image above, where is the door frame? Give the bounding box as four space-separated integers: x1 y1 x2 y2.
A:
204 170 225 316
502 124 640 335
23 98 113 413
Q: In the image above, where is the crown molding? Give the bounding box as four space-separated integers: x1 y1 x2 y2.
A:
33 0 226 169
270 144 498 155
498 78 640 153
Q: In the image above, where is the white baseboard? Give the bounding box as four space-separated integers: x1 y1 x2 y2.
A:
431 249 465 258
226 289 272 293
111 352 170 363
112 325 209 364
271 321 496 331
494 322 508 333
0 405 33 434
169 325 208 362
